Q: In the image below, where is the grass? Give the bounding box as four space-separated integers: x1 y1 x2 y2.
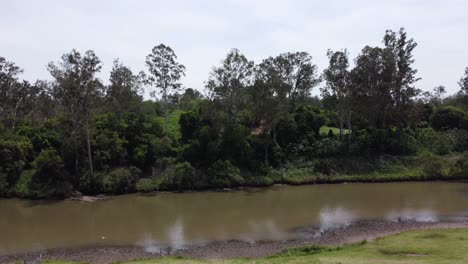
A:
280 154 466 185
155 110 186 140
40 229 468 264
319 126 350 136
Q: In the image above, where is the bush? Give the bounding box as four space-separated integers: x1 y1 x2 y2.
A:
0 138 33 194
431 106 468 130
415 128 455 155
163 162 198 191
207 160 244 188
100 166 141 194
423 157 445 179
136 178 161 192
31 148 72 198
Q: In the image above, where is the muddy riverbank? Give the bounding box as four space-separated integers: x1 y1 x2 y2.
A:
2 219 467 264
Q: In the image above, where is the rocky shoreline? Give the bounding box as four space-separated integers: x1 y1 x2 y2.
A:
2 219 467 264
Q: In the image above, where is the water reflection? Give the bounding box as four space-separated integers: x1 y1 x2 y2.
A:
137 234 163 254
386 209 438 222
318 207 355 232
167 218 185 250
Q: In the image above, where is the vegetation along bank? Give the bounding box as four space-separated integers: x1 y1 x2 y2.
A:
1 27 468 199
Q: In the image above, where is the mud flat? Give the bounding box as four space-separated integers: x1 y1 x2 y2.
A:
2 219 467 264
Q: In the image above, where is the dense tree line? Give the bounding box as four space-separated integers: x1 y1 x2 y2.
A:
1 28 467 198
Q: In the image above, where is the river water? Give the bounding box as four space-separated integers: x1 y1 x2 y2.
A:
1 182 467 254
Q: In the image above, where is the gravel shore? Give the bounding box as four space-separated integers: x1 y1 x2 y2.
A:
2 219 467 264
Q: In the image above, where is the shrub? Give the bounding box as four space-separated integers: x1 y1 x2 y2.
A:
431 106 468 130
422 157 445 179
163 162 198 191
31 148 72 198
101 166 141 194
0 138 33 194
207 160 244 188
136 178 161 192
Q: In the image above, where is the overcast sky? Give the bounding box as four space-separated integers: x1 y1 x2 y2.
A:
1 0 467 96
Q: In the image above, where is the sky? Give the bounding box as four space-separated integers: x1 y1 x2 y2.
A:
1 0 468 96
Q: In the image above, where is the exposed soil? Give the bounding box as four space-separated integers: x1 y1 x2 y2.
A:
2 219 467 264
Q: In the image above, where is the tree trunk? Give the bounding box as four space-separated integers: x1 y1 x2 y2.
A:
12 97 23 129
85 111 94 181
346 109 352 144
338 110 344 142
164 88 169 138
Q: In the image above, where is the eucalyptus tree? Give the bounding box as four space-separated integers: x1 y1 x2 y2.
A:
383 28 420 132
0 56 27 129
145 44 185 137
207 49 254 124
47 50 103 181
322 49 351 141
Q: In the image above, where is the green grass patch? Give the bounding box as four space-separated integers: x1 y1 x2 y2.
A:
320 125 350 136
155 110 186 140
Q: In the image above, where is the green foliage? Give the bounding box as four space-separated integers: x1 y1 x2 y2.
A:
207 160 244 188
31 148 71 197
155 110 186 140
162 162 198 191
136 178 162 192
1 33 468 198
179 111 201 144
422 156 446 179
431 106 468 130
100 167 141 194
0 136 32 195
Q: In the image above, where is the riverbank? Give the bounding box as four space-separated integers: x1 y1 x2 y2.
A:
3 219 467 264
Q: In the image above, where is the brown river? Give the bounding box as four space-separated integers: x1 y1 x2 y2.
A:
1 182 467 255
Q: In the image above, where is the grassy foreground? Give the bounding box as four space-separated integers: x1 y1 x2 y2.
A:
42 228 468 264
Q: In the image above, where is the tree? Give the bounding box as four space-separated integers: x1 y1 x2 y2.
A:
322 49 351 141
207 49 254 123
48 49 103 182
259 52 320 110
459 67 468 95
458 67 468 108
433 85 446 104
0 56 29 129
145 44 186 137
383 28 421 133
106 59 143 115
350 46 393 129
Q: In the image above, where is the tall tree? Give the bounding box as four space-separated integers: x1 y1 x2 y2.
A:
322 49 351 141
107 59 143 115
350 46 394 129
145 44 185 137
459 67 468 95
48 50 103 182
458 67 468 108
260 52 320 110
383 28 420 133
433 85 446 104
0 56 28 129
207 49 254 124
